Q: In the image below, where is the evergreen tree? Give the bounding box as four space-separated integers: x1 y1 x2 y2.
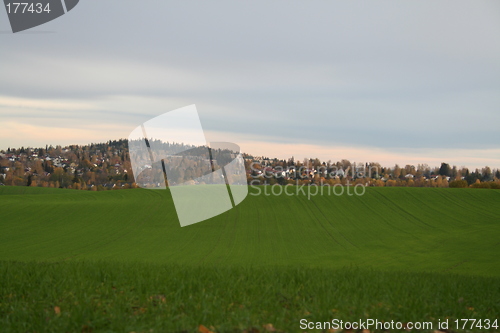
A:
438 163 451 177
72 169 79 183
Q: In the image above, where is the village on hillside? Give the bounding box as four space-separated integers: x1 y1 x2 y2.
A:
0 139 499 190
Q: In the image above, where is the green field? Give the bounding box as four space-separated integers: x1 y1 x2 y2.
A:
0 186 499 332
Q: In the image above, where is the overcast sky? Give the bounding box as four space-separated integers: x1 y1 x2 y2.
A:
1 1 499 168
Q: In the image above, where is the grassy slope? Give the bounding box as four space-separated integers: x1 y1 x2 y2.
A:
1 186 499 332
0 186 499 275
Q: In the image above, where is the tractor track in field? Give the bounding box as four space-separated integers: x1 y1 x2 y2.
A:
195 209 238 266
403 189 467 225
355 191 419 238
374 190 435 229
304 196 352 249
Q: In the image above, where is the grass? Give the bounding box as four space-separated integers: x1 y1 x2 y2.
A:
0 186 499 275
1 261 499 332
0 186 499 332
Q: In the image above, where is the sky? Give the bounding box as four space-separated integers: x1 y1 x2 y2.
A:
1 0 499 169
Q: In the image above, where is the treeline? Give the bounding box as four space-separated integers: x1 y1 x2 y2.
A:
0 140 499 190
244 157 500 188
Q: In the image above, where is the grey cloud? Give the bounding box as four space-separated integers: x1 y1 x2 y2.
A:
0 0 499 152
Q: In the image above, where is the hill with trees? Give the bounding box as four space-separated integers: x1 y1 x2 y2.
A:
0 139 499 190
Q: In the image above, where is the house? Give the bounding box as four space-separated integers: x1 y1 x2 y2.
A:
274 170 286 178
250 169 263 176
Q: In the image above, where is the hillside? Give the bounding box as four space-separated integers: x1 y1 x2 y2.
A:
1 186 499 276
1 139 499 190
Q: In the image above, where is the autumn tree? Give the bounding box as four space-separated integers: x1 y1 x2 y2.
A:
482 166 492 182
449 180 468 188
393 164 401 179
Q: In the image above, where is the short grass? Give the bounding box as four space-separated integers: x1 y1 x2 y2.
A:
0 186 499 275
0 186 499 332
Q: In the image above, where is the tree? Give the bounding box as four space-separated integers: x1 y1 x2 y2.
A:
436 176 443 187
438 163 451 177
72 169 79 183
393 165 401 179
482 166 492 182
449 180 468 188
27 174 32 187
